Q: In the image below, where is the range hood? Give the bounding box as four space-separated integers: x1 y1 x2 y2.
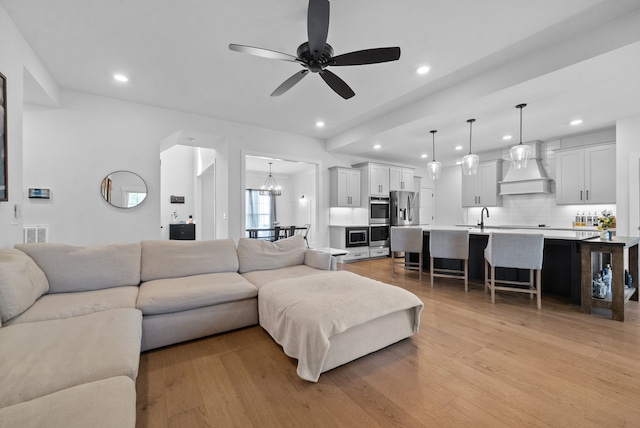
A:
499 141 552 195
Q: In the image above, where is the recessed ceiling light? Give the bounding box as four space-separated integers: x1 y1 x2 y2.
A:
315 121 325 128
421 154 428 158
416 65 430 75
455 145 463 151
373 144 381 150
502 135 512 140
570 119 583 126
113 74 128 83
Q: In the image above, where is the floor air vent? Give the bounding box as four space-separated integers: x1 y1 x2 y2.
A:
23 225 50 243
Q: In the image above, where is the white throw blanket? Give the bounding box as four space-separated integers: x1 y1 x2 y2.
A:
258 271 424 382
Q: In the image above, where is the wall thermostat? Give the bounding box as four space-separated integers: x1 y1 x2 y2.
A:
28 188 51 199
170 195 185 204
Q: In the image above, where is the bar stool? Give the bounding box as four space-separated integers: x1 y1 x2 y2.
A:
429 229 470 291
391 227 423 280
484 232 544 309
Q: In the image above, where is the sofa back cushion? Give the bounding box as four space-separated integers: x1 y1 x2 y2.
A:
15 243 141 293
237 235 306 274
140 239 239 282
0 249 49 322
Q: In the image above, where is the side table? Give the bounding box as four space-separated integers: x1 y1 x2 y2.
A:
580 236 639 321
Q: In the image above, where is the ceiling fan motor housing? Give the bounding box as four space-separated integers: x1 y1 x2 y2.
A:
297 42 334 72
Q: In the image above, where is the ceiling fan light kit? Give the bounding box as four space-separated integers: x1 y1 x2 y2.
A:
461 118 479 176
509 103 532 169
229 0 401 99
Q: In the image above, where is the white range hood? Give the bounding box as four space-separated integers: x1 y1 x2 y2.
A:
499 141 552 195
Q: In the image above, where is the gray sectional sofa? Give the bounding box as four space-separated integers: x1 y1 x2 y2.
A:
0 235 335 428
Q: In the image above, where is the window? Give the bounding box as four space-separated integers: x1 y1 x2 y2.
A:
246 189 273 238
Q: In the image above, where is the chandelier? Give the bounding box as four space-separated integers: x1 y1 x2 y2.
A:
259 162 281 196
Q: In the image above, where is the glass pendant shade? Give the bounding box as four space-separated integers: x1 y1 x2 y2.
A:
259 162 282 196
427 160 442 180
510 103 531 170
427 129 441 180
462 153 479 175
509 143 532 169
462 118 479 175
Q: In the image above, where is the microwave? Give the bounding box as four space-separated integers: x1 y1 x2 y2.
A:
369 197 390 224
345 227 369 248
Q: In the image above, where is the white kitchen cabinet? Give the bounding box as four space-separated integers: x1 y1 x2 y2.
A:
390 166 414 191
555 144 615 204
461 160 503 207
357 163 390 196
329 167 361 207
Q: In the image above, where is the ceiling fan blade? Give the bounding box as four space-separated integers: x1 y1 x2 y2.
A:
307 0 330 59
271 70 310 97
229 44 299 63
319 70 355 99
329 47 401 66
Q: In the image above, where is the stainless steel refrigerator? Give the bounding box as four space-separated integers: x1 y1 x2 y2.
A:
390 191 420 226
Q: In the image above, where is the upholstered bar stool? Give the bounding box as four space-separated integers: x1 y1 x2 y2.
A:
429 229 470 291
484 232 544 309
391 227 424 280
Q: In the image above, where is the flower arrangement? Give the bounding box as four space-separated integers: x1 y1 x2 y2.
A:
597 210 616 230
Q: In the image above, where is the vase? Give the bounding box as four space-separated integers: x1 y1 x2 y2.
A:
600 229 612 240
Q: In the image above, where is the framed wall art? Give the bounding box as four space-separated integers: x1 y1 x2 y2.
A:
0 72 7 201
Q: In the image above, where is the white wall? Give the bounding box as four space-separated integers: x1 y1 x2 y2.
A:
19 89 358 247
616 115 640 236
0 5 58 248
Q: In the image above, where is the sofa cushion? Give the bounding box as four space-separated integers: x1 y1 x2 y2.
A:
15 243 141 293
137 272 257 315
0 308 142 408
0 249 49 323
140 239 239 282
242 264 337 290
0 376 136 428
3 286 139 326
304 249 333 271
237 235 306 274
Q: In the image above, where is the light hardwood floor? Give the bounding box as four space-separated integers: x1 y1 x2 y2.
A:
136 258 640 427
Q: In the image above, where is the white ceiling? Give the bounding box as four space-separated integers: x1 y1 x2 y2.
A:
3 0 640 167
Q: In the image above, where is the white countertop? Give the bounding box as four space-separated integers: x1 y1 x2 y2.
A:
420 225 600 241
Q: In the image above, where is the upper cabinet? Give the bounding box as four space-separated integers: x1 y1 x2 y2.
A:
329 167 361 207
555 143 615 205
362 163 390 196
461 160 503 207
389 166 414 191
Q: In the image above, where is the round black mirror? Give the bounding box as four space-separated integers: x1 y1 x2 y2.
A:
100 170 147 208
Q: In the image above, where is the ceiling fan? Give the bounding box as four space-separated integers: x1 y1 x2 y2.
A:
229 0 401 99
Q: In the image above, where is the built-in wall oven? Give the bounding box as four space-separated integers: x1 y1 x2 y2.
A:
345 227 369 248
369 225 390 247
369 197 390 224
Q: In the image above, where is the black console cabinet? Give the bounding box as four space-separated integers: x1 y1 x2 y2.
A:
169 224 196 240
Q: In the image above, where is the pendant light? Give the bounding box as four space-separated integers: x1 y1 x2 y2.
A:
427 130 441 180
259 162 282 196
461 118 479 175
509 103 532 169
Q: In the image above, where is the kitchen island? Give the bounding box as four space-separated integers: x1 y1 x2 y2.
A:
418 225 600 305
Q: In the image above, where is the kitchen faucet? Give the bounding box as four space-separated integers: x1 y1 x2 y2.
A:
479 207 489 230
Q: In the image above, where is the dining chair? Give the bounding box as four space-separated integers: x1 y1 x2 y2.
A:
429 229 469 291
390 227 423 280
484 232 544 309
293 224 311 247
